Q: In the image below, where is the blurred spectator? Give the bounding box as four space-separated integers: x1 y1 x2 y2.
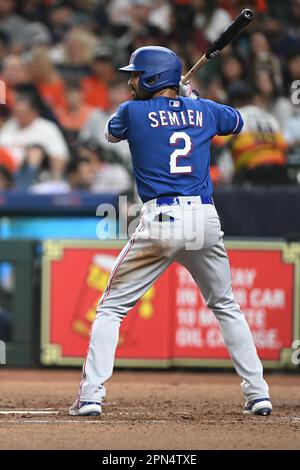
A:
14 144 50 190
46 0 76 44
0 0 51 53
131 24 165 52
249 31 283 89
1 54 31 107
0 105 10 130
55 78 94 137
148 0 171 33
109 78 132 111
0 165 13 190
12 81 59 124
54 27 98 80
0 0 28 53
2 54 30 86
69 0 97 27
106 1 165 61
79 79 131 162
26 47 65 110
16 0 48 22
253 69 293 128
284 107 300 183
193 0 231 44
106 0 132 28
66 156 94 191
284 50 300 95
0 0 297 192
0 92 69 176
220 53 247 89
81 46 114 111
75 139 132 194
287 50 300 82
0 30 10 62
130 0 154 30
205 78 227 102
79 109 109 154
287 0 300 43
214 81 289 185
90 1 110 36
169 1 195 43
23 21 52 50
107 0 158 31
261 14 300 59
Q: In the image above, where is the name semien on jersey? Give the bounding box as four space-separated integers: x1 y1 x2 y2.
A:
107 96 243 202
148 110 203 128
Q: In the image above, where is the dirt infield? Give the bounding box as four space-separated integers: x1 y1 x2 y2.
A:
0 369 299 450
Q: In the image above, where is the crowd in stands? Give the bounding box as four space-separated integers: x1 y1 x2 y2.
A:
0 0 299 194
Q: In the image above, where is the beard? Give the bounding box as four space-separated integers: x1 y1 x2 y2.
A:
130 85 152 101
131 88 140 100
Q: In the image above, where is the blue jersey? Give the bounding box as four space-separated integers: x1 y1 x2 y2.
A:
106 96 243 202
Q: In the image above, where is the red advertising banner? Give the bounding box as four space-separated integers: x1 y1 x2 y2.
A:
41 240 172 366
41 240 300 368
172 247 296 364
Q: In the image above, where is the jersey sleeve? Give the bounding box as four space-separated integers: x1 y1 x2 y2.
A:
105 101 130 143
204 99 244 136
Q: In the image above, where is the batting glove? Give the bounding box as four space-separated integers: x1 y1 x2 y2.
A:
179 78 199 99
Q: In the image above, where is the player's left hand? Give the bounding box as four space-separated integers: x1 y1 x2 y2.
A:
179 78 192 97
179 78 199 99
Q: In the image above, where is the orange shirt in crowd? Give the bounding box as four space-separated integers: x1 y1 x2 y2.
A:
55 104 94 131
0 147 17 173
81 76 111 111
213 105 287 171
0 75 65 111
210 165 222 184
38 79 66 109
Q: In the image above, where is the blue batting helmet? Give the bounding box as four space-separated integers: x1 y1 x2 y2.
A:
119 46 182 92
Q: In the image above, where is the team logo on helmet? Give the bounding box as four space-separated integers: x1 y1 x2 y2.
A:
129 52 136 64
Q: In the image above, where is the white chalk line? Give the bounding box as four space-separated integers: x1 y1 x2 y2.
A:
0 410 151 417
0 410 60 415
0 419 166 424
273 416 300 422
0 409 166 424
0 411 140 417
0 408 57 411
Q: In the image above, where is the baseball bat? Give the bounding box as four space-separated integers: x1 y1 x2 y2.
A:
181 9 255 84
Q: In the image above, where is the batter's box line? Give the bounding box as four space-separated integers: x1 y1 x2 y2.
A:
0 408 58 411
0 409 151 417
271 416 300 422
0 419 167 424
0 410 61 415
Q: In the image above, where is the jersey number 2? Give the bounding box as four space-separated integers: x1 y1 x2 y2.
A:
169 131 192 174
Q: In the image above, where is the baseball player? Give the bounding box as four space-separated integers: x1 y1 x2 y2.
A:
69 46 272 417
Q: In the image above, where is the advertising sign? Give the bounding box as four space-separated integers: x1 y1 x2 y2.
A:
172 242 299 366
41 240 172 366
41 240 300 368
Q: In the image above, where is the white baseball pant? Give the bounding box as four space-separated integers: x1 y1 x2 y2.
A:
78 196 269 403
